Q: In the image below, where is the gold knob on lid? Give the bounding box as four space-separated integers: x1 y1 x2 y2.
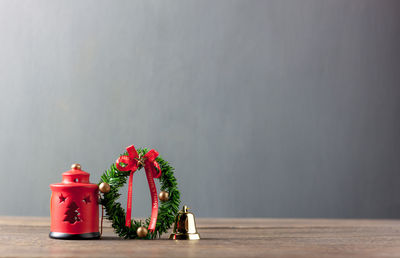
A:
71 163 81 170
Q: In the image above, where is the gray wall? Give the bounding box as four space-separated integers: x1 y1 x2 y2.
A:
0 0 399 218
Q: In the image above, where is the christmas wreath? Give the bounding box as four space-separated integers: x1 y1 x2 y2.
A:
98 145 180 239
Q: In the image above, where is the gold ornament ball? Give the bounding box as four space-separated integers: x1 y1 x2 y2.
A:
99 182 111 193
159 191 169 202
137 226 148 238
71 163 81 170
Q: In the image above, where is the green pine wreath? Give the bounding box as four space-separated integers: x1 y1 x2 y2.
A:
99 148 180 239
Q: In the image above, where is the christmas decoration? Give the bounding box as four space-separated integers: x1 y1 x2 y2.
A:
49 164 100 239
99 145 180 239
170 205 200 240
99 182 110 193
159 191 169 202
136 226 148 238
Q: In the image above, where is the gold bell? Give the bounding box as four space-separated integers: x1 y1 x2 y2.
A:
169 205 200 240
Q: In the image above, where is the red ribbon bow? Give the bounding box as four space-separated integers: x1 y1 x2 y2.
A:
116 145 161 231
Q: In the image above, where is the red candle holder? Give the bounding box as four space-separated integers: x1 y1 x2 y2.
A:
49 164 100 239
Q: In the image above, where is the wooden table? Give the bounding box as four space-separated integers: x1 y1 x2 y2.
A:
1 217 400 257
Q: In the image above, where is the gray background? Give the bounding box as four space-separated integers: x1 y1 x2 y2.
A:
0 0 399 218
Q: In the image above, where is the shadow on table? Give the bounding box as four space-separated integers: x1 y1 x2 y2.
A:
100 236 216 241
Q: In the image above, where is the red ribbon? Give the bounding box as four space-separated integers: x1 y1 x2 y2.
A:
115 145 161 231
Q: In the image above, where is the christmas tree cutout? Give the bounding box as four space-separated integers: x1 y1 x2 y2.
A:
63 201 81 224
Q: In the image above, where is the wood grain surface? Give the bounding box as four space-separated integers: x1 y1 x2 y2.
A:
0 217 400 257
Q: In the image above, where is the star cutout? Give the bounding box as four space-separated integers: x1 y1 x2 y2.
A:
59 194 67 203
83 195 91 204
